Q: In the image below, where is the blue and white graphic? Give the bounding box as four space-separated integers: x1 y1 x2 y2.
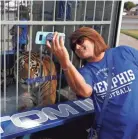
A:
0 98 94 139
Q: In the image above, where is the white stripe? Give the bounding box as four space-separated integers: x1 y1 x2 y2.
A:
111 82 132 92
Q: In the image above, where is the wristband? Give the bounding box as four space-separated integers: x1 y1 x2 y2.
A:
62 67 69 71
62 63 71 71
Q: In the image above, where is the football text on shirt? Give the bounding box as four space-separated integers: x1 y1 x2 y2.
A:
94 69 135 99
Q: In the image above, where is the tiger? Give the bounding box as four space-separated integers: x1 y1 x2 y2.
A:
14 52 57 110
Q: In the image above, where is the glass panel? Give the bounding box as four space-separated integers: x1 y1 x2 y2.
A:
102 24 110 44
104 1 112 21
85 1 95 21
1 0 120 116
95 1 104 21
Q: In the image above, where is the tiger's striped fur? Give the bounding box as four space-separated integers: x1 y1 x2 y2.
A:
14 52 57 110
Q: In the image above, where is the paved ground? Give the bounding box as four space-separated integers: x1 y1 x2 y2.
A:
118 33 138 50
121 16 138 29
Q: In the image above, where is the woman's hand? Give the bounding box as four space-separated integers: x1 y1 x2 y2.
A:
46 32 70 69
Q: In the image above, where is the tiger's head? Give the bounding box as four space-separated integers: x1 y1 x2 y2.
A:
15 52 42 89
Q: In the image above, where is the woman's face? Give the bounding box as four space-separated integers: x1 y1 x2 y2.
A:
74 38 95 60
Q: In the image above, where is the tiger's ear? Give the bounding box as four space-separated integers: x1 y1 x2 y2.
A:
31 52 40 58
19 51 27 57
36 53 40 57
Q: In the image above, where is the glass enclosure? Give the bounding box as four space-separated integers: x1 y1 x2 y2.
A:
1 0 120 115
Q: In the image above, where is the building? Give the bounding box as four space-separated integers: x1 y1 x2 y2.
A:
128 6 138 15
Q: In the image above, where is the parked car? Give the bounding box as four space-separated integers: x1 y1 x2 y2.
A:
122 12 127 16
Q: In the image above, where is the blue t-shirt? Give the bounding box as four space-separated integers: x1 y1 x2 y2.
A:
78 46 138 139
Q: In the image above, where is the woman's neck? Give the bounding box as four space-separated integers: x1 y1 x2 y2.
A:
87 52 105 62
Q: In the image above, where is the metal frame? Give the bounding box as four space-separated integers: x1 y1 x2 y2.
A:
1 21 111 25
115 1 124 46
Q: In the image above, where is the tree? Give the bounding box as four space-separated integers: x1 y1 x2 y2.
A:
124 1 136 11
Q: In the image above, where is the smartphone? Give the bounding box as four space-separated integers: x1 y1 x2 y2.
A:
35 31 65 45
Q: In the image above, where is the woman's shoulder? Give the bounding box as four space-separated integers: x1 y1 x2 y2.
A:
113 45 136 52
109 45 137 55
111 46 138 61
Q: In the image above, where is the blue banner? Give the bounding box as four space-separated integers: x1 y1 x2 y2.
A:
0 98 94 139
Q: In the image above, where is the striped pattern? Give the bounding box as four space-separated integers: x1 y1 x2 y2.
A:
14 52 57 110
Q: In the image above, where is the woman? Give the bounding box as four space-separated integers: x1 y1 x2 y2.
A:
46 27 138 139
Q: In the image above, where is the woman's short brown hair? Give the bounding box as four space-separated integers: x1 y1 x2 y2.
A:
70 27 109 56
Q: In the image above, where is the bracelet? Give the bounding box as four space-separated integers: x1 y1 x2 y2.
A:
62 67 69 71
61 62 71 71
62 63 71 71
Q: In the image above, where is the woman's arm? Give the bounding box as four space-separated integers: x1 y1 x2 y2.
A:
46 32 92 97
63 61 92 97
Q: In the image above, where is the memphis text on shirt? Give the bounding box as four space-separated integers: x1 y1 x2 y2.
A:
94 69 135 99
